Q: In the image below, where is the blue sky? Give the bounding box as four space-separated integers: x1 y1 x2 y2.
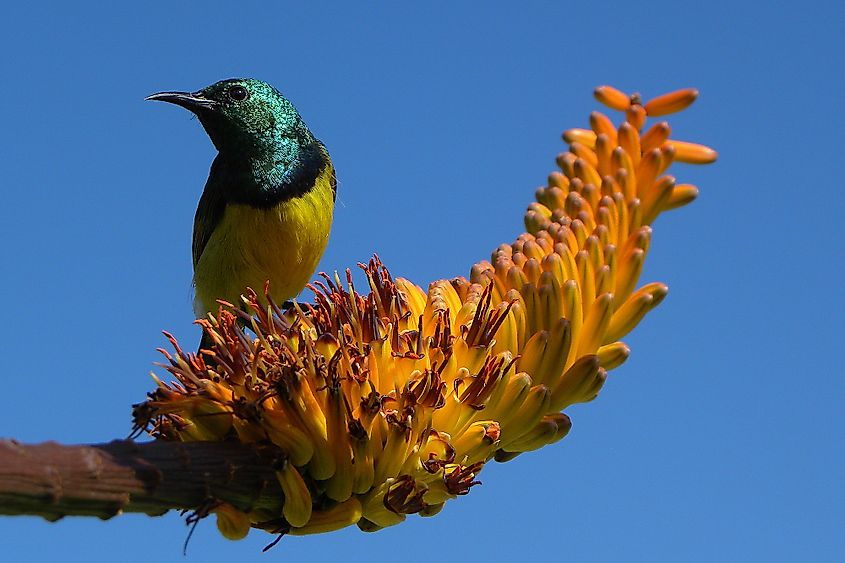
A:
1 2 843 561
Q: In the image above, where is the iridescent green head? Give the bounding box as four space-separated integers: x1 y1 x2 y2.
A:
147 78 312 156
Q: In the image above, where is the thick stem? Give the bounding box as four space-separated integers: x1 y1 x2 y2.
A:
0 439 284 521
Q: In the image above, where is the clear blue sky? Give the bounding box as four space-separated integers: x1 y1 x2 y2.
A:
1 2 842 561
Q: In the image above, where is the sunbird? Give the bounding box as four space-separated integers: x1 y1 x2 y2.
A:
147 78 336 331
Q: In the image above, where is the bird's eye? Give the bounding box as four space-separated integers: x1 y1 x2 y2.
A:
228 86 249 101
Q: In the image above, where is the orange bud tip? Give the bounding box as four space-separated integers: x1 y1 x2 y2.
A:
593 85 631 111
667 140 718 164
562 128 597 147
625 105 647 131
644 88 699 117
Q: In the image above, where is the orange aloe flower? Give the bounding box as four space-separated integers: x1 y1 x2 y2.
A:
134 85 716 541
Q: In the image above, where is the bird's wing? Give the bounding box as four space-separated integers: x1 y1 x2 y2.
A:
192 166 227 267
318 141 337 203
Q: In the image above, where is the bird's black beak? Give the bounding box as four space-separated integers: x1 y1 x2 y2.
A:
145 91 217 112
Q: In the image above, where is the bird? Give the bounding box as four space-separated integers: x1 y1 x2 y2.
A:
147 78 336 341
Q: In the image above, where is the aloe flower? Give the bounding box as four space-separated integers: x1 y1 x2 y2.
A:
134 85 716 541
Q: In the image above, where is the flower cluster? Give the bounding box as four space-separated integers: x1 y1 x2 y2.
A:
134 86 715 540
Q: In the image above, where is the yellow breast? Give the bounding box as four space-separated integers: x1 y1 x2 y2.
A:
193 166 335 317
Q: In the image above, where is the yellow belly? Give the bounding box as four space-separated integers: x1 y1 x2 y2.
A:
192 169 335 317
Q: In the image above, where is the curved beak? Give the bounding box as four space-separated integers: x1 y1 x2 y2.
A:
145 91 217 112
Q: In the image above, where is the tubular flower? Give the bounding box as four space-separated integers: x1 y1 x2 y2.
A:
134 86 715 540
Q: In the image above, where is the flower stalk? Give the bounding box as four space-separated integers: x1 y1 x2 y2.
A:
134 85 716 540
